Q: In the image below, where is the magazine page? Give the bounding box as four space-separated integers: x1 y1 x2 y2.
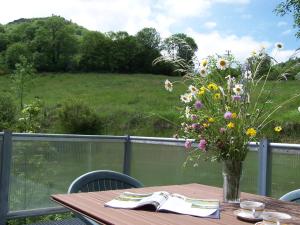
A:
104 191 170 209
158 194 220 218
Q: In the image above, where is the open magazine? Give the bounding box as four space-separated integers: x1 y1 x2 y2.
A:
105 191 220 219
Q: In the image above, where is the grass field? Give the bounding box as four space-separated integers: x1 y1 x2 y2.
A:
0 73 299 139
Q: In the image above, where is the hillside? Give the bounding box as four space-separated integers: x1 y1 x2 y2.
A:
0 73 299 141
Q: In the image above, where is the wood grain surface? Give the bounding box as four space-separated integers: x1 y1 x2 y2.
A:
51 183 300 225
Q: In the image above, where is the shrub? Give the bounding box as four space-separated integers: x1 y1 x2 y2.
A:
16 98 43 133
0 94 17 130
59 99 102 134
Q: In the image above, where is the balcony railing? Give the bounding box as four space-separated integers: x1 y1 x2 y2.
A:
0 131 299 224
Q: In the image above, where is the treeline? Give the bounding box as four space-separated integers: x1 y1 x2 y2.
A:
0 15 198 75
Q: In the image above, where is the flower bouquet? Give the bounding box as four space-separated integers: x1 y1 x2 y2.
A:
158 43 299 203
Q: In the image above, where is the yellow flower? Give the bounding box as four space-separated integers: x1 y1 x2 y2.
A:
207 83 218 91
246 128 257 137
274 126 282 132
203 123 209 128
198 87 206 95
227 122 235 129
201 59 208 67
213 93 221 100
232 112 237 119
208 117 215 123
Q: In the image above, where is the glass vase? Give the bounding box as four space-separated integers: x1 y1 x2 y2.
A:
222 160 243 203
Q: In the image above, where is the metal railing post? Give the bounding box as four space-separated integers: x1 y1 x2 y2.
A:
0 131 12 225
258 139 272 196
123 135 131 175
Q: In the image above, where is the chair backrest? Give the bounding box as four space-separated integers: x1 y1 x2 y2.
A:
68 170 143 225
68 170 143 194
279 189 300 203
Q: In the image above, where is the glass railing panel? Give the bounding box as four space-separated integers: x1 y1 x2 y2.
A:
271 149 300 199
130 143 258 194
9 139 124 211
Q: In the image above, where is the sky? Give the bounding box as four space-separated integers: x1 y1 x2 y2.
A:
0 0 299 62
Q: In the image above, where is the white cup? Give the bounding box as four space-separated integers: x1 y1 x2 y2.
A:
240 201 265 218
262 212 291 225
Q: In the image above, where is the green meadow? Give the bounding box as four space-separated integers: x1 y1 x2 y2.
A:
1 73 299 140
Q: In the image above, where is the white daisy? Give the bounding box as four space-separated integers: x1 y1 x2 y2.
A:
164 79 173 92
185 106 191 119
188 85 198 96
298 106 300 113
244 70 252 79
217 58 228 70
180 93 193 103
199 67 207 77
233 84 244 95
275 42 284 50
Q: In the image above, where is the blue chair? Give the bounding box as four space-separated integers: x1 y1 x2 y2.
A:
68 170 143 225
279 189 300 204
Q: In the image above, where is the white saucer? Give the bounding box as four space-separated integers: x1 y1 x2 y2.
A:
234 209 263 222
262 212 291 220
254 212 292 225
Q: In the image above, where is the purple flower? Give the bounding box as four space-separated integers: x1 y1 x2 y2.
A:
191 123 200 130
184 140 192 149
198 139 207 151
194 100 203 110
191 114 198 121
219 127 226 133
232 95 241 101
224 111 232 119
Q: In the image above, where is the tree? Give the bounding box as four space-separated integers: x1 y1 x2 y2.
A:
107 31 142 73
275 0 300 38
0 33 8 52
163 33 198 63
79 31 112 71
11 56 35 109
5 42 31 69
135 28 163 73
31 16 78 71
136 27 161 50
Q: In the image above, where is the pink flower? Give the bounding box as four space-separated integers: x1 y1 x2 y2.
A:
194 100 203 110
198 139 207 151
224 111 232 119
184 140 192 149
232 95 241 101
191 114 198 121
191 123 200 130
219 127 226 133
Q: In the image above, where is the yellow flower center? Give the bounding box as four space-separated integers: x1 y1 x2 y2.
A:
220 60 226 67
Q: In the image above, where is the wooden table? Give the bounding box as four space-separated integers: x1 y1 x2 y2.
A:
51 183 300 225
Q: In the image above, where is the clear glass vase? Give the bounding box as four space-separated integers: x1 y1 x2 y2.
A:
222 160 243 203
